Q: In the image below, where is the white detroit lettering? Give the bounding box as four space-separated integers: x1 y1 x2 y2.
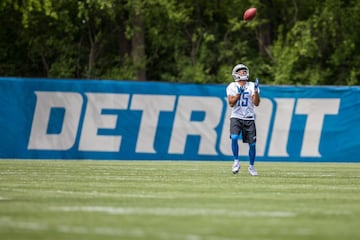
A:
268 98 295 157
130 95 176 153
296 99 340 157
27 91 340 158
78 93 129 152
168 96 223 155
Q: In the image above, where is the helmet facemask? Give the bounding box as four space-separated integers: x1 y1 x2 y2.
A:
232 64 249 81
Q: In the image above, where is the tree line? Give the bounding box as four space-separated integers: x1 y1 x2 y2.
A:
1 0 359 85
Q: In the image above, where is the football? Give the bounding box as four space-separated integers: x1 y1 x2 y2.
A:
243 7 257 21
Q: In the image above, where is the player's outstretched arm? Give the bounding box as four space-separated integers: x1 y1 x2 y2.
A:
253 78 260 106
228 95 240 107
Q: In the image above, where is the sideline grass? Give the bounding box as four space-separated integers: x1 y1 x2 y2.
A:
0 160 359 240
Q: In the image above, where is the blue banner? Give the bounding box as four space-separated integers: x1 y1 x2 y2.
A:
0 77 359 162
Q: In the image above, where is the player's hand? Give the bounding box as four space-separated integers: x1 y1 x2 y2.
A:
237 86 244 94
254 78 259 92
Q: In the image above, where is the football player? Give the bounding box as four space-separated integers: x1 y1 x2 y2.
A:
226 64 260 176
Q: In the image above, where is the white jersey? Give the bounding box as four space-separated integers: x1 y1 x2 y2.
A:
226 81 260 120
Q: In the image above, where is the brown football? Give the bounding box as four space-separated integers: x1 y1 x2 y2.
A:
243 7 257 21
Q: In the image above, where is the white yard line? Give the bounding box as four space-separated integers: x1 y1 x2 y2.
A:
50 206 296 218
0 188 177 199
0 217 47 231
0 216 238 240
286 172 336 177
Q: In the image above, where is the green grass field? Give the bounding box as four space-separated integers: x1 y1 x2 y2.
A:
0 160 359 240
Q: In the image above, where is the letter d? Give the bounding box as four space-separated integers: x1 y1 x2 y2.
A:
28 91 83 150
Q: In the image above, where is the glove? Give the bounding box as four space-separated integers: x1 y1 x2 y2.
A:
237 86 245 94
254 78 259 92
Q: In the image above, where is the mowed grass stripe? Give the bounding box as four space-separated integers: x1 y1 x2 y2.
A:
0 160 359 240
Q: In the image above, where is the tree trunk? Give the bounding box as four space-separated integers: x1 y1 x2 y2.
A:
258 0 274 60
257 24 273 59
87 24 96 79
118 19 130 62
131 12 146 81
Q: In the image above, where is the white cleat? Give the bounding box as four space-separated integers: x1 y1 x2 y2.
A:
248 166 258 176
232 160 240 174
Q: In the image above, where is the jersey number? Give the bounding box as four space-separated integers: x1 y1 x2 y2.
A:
238 92 249 107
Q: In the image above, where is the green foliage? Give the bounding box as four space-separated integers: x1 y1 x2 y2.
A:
271 0 360 85
0 0 359 85
101 55 136 80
